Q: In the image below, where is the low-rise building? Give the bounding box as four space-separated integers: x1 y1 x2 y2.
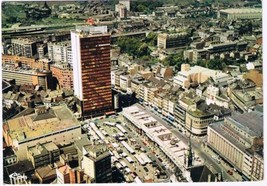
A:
3 146 17 166
186 102 231 135
3 105 81 160
228 82 263 112
122 104 203 180
174 64 230 89
205 85 230 108
35 165 57 183
27 141 60 168
2 63 53 90
2 55 50 70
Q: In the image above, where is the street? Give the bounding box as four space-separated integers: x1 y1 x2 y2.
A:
137 103 243 182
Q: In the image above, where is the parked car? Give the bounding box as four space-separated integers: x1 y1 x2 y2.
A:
144 167 149 172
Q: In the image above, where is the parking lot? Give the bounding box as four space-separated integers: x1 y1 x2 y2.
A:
88 114 170 183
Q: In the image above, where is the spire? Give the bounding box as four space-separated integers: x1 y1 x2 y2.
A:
186 120 193 168
44 1 50 9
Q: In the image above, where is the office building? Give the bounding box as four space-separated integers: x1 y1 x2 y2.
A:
207 111 263 180
81 144 112 183
71 26 113 118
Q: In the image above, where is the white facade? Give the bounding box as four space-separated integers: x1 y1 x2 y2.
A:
206 85 230 108
120 75 131 91
48 42 72 64
71 31 83 100
111 71 116 86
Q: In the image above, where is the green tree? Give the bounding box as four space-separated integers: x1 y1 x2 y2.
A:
146 32 158 46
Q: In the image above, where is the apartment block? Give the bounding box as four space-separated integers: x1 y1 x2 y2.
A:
50 63 73 89
11 38 37 57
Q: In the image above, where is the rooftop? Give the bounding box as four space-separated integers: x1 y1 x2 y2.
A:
4 105 80 143
209 121 252 154
58 164 71 175
220 8 262 14
229 111 263 137
71 26 109 38
35 165 56 179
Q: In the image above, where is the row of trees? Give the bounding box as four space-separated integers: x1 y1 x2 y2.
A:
162 53 187 71
196 58 247 70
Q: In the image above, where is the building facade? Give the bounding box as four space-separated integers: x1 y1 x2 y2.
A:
27 142 60 168
11 38 37 58
51 63 73 89
47 41 72 64
158 33 189 49
207 111 263 180
218 8 262 20
81 144 112 183
2 105 81 160
71 26 113 118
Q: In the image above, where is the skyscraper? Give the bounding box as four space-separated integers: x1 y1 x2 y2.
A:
71 26 113 118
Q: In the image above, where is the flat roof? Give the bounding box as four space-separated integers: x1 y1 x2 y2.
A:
5 105 80 142
220 8 262 14
229 111 263 137
123 104 203 168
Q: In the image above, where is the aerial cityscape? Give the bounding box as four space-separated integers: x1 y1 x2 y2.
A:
1 0 263 184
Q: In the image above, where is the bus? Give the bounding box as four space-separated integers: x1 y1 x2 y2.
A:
118 132 124 137
103 122 116 127
134 176 142 183
115 162 123 170
116 124 127 134
120 160 128 168
101 130 109 137
113 151 121 160
135 154 146 166
125 167 131 174
121 141 135 155
126 156 134 164
140 153 152 164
